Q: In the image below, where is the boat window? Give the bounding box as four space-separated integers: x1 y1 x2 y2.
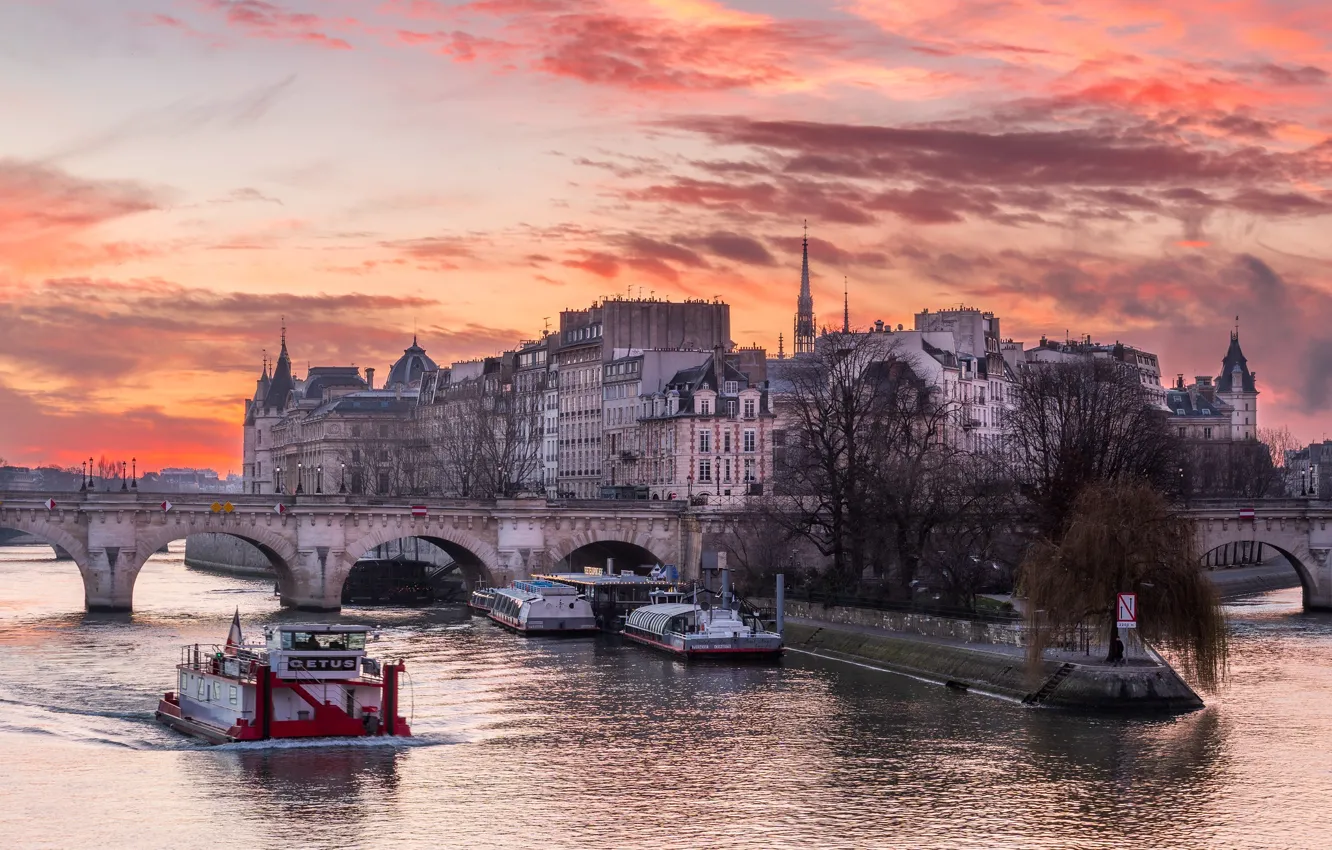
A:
196 678 204 698
179 672 187 693
212 681 222 700
229 686 238 705
286 631 364 651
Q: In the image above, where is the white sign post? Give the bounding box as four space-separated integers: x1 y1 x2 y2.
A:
1116 592 1138 630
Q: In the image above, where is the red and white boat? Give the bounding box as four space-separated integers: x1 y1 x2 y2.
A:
155 614 411 744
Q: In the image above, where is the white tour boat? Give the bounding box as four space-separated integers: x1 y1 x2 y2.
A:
468 583 498 615
487 580 598 635
623 591 783 661
155 613 411 744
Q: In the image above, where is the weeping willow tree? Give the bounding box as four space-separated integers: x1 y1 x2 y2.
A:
1019 478 1227 690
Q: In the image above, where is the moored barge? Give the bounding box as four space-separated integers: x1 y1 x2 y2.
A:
155 617 411 744
487 580 597 635
623 599 783 661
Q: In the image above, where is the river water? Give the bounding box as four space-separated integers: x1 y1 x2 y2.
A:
2 544 1330 849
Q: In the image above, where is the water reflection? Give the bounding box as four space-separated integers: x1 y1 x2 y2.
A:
1 549 1331 849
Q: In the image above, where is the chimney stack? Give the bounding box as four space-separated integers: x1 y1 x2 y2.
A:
365 367 376 389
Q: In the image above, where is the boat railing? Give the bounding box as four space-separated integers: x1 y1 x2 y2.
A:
177 643 265 681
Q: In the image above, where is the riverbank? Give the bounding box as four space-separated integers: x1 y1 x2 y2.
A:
783 616 1204 713
1207 562 1301 599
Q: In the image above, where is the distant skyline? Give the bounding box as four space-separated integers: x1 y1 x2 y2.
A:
3 0 1331 470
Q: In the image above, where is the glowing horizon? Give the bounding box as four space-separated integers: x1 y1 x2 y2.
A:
3 0 1332 471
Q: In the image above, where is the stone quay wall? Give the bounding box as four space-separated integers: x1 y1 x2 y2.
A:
759 599 1027 647
184 533 275 577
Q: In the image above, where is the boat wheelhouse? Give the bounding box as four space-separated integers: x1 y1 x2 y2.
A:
155 622 410 744
623 601 783 661
487 580 597 635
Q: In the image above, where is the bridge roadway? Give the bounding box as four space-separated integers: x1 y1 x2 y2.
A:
2 491 1331 612
0 491 696 611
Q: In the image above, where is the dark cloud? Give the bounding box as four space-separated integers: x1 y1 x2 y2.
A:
679 231 775 266
0 277 520 395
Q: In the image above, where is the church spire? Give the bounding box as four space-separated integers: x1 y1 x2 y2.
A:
842 276 850 333
794 221 816 355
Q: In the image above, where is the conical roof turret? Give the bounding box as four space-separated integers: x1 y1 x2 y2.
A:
264 323 295 409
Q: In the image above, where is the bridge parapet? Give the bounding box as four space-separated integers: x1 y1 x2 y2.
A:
0 489 696 612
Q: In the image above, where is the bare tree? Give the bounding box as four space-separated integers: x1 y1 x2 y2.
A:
769 334 920 590
1005 358 1181 540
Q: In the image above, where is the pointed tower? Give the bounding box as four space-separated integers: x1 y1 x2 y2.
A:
842 276 850 334
794 222 816 355
265 322 295 411
1215 319 1258 440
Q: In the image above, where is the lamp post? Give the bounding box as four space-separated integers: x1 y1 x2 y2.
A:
276 467 284 495
88 456 95 490
339 462 346 494
296 461 304 494
316 464 323 494
687 473 693 499
80 461 87 492
120 460 128 491
131 457 137 489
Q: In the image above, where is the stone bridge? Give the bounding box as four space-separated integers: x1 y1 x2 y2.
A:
0 491 696 611
1187 499 1332 611
691 498 1332 612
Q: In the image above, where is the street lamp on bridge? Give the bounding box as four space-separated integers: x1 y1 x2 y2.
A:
296 461 304 494
80 461 87 492
316 465 323 494
131 458 137 490
339 462 346 494
88 456 94 491
120 460 128 492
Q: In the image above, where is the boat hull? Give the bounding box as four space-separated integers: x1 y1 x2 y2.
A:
486 611 599 636
622 630 783 661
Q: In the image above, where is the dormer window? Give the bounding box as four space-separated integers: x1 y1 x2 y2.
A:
724 380 739 394
698 398 711 415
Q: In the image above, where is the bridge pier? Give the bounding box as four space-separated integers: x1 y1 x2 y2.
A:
83 546 139 612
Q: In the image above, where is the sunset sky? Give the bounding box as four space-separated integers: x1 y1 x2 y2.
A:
2 0 1331 472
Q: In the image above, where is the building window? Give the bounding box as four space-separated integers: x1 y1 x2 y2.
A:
1204 427 1213 439
698 459 712 482
698 398 711 415
743 398 756 418
699 431 711 453
1178 427 1186 438
744 458 756 482
743 430 756 453
723 431 732 453
724 380 739 394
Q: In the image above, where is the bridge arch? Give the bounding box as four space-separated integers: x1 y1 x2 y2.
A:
341 525 500 593
0 515 94 606
129 520 300 593
547 529 668 573
1199 539 1321 609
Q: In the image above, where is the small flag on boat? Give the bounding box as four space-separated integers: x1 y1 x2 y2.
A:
225 608 242 654
273 503 287 515
160 500 173 512
411 505 428 517
43 498 57 510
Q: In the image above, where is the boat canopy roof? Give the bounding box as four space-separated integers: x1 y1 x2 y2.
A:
272 624 370 634
493 587 542 603
625 603 697 636
513 580 577 595
536 572 676 588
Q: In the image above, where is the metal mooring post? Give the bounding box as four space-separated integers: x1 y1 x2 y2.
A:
776 573 786 635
